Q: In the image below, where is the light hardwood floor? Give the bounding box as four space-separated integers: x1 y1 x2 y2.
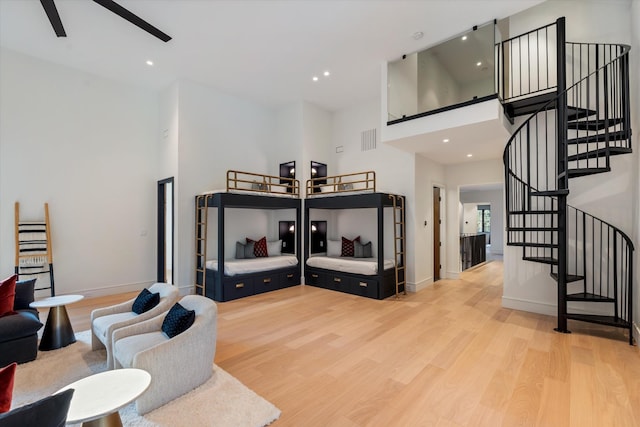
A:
66 260 640 426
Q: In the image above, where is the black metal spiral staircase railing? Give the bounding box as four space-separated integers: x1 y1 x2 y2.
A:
498 17 634 344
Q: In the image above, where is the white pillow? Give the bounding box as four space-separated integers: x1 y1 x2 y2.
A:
327 239 341 257
267 240 282 256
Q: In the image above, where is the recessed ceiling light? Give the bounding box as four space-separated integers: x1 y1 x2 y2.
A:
413 31 424 40
467 154 473 158
462 35 468 41
312 76 319 82
476 61 482 67
323 71 330 77
146 60 154 66
443 138 449 143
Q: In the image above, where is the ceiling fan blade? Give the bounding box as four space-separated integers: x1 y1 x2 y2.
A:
92 0 172 42
40 0 66 37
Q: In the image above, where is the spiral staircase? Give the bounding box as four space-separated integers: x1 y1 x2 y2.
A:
499 18 634 344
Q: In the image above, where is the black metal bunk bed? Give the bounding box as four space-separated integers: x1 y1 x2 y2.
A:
195 170 302 302
303 171 406 300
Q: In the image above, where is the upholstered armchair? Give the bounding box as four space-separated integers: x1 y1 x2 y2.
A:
112 295 217 414
91 282 179 369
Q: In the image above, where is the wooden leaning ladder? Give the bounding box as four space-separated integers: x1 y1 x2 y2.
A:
389 195 407 298
14 202 55 296
194 195 211 296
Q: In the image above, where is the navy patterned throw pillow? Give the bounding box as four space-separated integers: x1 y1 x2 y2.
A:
162 303 195 338
131 288 160 315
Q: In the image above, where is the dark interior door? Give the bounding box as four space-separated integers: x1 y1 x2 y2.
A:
157 177 174 283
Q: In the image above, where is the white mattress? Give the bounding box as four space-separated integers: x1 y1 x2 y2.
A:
201 188 297 198
307 188 374 198
306 256 395 275
206 255 298 276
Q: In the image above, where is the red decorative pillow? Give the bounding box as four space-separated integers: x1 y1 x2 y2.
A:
0 362 17 413
0 275 17 318
341 236 360 257
247 237 268 257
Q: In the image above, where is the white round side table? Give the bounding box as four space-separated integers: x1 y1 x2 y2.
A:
57 368 151 427
30 294 84 351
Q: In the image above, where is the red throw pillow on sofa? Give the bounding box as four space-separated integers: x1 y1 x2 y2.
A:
0 362 17 413
0 275 17 318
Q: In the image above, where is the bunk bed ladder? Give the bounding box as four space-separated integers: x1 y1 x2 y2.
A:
390 195 407 298
14 202 55 296
194 195 209 296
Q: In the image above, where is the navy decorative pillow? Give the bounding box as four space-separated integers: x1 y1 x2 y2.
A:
354 241 372 258
14 278 37 311
162 303 195 338
0 388 74 427
235 241 246 259
131 288 160 315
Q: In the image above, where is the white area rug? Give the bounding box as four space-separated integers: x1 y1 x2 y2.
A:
12 331 280 427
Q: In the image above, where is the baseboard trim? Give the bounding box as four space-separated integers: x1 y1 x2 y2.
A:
502 296 556 316
73 280 156 299
408 277 433 293
445 270 460 280
634 322 640 348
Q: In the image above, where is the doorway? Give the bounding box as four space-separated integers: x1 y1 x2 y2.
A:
157 177 174 283
433 187 442 281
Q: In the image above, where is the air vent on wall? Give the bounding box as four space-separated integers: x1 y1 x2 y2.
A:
361 128 377 151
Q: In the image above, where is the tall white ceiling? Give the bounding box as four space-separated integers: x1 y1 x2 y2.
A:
0 0 544 112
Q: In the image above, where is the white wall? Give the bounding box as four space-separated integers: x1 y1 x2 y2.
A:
331 99 417 286
461 204 479 235
174 80 277 291
302 102 332 185
158 83 180 284
0 48 159 297
631 0 639 341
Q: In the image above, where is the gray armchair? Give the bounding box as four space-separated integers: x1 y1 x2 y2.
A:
91 282 179 369
112 295 217 414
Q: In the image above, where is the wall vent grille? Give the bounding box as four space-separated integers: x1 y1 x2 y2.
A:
361 128 377 151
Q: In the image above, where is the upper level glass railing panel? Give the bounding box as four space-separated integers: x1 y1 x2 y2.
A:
387 21 497 124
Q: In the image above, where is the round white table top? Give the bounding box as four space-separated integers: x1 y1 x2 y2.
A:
29 294 84 309
57 368 151 424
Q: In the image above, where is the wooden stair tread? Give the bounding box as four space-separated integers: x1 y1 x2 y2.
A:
530 189 569 197
567 146 632 162
508 242 558 248
567 130 628 145
566 106 597 121
509 210 559 215
566 292 615 302
566 313 630 328
507 227 560 232
567 117 624 130
550 273 584 283
522 256 558 265
567 167 610 178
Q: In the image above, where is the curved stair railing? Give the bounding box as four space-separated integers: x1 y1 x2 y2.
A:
501 17 634 344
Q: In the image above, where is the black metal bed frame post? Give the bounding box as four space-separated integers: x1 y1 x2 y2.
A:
627 245 634 345
554 17 570 334
217 201 225 299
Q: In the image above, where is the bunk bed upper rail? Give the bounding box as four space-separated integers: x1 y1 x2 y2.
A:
306 171 376 197
225 170 300 197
